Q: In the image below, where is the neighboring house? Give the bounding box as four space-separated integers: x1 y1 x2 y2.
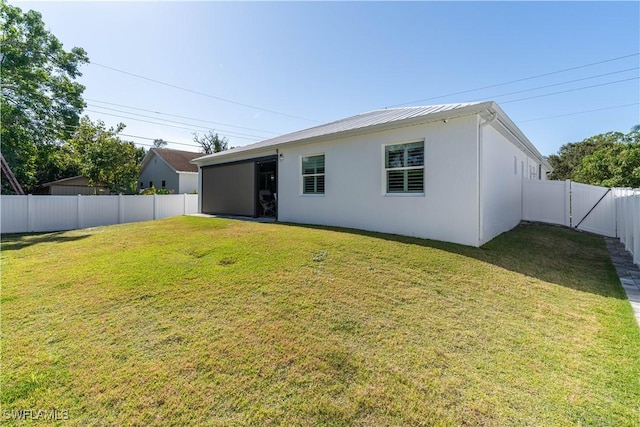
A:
34 176 109 195
139 148 201 194
191 102 551 247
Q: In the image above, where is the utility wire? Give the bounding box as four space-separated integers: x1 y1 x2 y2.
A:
85 98 280 135
518 102 640 123
87 104 270 139
499 77 639 104
119 133 202 150
469 67 639 102
387 52 640 107
84 109 263 141
90 61 321 123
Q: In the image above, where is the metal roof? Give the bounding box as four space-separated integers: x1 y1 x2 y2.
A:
193 102 492 163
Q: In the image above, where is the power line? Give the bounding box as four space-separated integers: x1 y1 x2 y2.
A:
85 98 280 135
87 104 270 139
387 52 640 107
84 109 263 141
469 67 639 102
500 76 639 104
89 61 321 123
119 133 202 150
518 102 640 123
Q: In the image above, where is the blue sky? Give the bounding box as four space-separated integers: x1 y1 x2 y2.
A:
15 1 640 156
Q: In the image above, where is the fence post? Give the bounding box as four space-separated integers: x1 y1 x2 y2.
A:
153 194 157 220
183 193 186 215
118 194 123 224
565 180 571 227
77 194 82 229
27 194 34 232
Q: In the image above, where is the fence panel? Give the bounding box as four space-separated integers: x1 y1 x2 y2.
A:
615 189 640 266
121 196 154 223
30 196 79 232
1 196 29 234
523 179 570 226
156 195 184 218
80 196 120 228
185 194 199 214
572 182 616 237
1 194 199 234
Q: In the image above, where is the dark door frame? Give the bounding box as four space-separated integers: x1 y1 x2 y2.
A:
255 156 278 219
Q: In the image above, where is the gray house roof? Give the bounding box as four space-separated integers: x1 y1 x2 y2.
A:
192 101 549 168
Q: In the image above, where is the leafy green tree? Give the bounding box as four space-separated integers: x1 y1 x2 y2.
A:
547 132 622 181
1 1 89 193
193 130 229 154
67 117 145 194
573 130 640 188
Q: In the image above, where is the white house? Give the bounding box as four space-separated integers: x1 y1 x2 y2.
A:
139 148 201 194
191 102 551 247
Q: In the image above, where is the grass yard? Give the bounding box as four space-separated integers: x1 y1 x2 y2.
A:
2 217 640 426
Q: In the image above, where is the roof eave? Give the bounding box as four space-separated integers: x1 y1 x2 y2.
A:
192 102 495 166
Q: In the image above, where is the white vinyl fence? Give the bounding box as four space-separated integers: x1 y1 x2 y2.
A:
524 180 640 266
614 188 640 267
1 194 198 234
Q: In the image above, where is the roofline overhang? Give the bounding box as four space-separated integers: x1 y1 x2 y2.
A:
191 101 550 169
192 102 496 167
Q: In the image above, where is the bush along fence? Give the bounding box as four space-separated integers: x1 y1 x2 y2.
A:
1 194 198 234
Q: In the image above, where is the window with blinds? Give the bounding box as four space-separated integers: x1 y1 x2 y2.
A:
302 154 325 194
385 141 424 193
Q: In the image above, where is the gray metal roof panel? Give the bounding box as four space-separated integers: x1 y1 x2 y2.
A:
193 102 491 163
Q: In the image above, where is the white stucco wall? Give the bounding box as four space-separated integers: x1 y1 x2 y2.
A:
480 122 526 244
139 154 179 192
178 173 198 194
276 115 481 246
479 119 550 244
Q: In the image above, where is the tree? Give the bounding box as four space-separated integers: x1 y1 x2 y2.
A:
1 1 89 193
193 130 229 154
573 129 640 188
153 138 168 148
67 117 145 194
547 131 622 181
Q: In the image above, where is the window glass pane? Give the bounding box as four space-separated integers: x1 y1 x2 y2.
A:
302 155 324 174
407 169 424 192
303 176 316 194
385 146 405 168
387 170 406 193
316 175 325 194
407 146 424 167
385 141 424 193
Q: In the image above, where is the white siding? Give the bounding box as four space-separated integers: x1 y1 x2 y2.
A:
178 173 198 194
139 154 179 192
277 115 480 246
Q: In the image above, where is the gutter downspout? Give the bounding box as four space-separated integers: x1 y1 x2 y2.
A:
275 149 279 222
197 165 202 213
478 111 497 246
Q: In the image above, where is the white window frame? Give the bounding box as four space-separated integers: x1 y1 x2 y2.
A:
382 140 425 196
300 153 325 196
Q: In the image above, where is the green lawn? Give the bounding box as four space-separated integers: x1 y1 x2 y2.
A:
2 217 639 426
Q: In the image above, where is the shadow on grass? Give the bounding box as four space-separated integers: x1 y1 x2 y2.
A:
1 231 90 251
277 221 625 300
